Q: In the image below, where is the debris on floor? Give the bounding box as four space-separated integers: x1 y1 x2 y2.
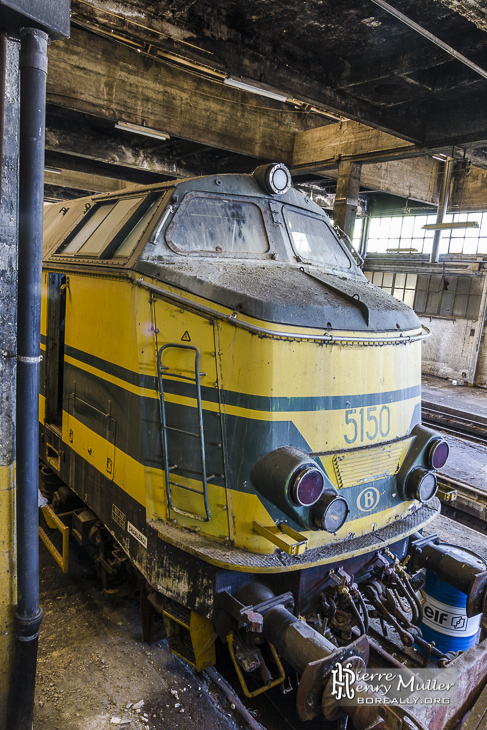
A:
34 541 243 730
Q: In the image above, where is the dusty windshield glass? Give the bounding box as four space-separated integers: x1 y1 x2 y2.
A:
166 196 269 255
284 208 351 269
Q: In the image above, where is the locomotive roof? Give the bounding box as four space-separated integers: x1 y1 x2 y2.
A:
42 170 421 333
43 170 326 257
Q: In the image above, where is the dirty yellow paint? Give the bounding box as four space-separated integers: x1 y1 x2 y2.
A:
0 462 16 720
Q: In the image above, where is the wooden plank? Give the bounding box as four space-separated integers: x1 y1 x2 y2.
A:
46 26 318 164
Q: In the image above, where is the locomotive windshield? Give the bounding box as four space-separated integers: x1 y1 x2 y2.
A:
284 208 351 269
166 196 269 255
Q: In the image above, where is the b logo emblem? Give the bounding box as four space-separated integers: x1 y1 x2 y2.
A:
357 487 380 512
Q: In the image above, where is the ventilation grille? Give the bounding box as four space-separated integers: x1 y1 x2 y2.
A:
333 439 412 489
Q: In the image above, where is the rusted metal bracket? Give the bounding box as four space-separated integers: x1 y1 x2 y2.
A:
226 632 285 698
215 589 294 630
38 504 69 573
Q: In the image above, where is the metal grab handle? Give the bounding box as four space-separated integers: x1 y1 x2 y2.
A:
157 343 211 522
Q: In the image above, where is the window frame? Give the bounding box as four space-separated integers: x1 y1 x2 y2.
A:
282 205 353 270
53 193 158 262
164 191 273 259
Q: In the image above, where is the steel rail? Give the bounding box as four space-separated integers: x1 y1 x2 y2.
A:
422 407 487 445
136 277 430 345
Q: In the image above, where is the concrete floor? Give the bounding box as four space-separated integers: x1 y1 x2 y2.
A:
422 374 487 492
422 374 487 422
34 540 242 730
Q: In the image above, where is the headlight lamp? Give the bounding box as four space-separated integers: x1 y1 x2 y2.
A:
290 466 325 507
313 493 349 533
427 438 449 470
406 467 438 502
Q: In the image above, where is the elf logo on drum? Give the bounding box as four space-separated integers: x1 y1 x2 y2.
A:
424 606 466 631
424 605 449 625
451 615 466 631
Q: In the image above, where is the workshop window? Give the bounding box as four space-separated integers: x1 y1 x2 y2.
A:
365 271 484 319
414 274 484 318
367 211 487 255
365 271 417 308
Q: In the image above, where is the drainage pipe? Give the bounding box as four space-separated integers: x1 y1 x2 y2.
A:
8 27 48 730
430 158 455 263
0 32 7 203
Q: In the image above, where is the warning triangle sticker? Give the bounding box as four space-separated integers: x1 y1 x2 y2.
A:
181 331 191 342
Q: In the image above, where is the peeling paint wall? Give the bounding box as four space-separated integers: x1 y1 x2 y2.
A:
420 315 480 382
0 36 19 728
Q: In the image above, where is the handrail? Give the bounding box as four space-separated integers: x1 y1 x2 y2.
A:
136 277 431 346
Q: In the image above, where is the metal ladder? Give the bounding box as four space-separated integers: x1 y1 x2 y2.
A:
157 344 211 522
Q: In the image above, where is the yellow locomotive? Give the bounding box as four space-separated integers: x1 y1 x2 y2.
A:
40 164 462 725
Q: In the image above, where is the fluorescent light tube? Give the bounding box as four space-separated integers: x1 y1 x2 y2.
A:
224 77 288 102
422 222 479 230
115 121 170 141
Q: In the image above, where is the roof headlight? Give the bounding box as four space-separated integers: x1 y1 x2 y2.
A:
253 163 292 195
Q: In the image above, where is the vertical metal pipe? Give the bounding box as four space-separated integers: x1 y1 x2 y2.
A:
8 27 48 730
0 33 7 203
430 158 454 263
0 34 20 728
359 214 370 260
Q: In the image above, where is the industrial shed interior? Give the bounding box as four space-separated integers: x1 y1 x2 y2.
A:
2 2 487 730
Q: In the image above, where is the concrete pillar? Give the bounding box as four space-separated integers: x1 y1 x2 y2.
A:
333 159 362 241
0 34 19 727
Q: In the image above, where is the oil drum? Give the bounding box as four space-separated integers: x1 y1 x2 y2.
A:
420 556 483 654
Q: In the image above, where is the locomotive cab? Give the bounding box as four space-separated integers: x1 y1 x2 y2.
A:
40 164 487 730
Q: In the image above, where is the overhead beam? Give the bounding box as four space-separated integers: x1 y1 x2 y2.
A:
450 165 487 212
44 168 136 195
316 156 487 212
45 124 196 180
293 119 487 176
292 120 435 174
69 0 423 142
46 25 321 165
348 157 440 205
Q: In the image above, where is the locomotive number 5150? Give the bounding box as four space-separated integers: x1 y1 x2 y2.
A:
344 405 391 444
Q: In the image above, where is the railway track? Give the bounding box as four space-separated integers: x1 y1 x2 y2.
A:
421 399 487 532
437 472 487 534
422 402 487 445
